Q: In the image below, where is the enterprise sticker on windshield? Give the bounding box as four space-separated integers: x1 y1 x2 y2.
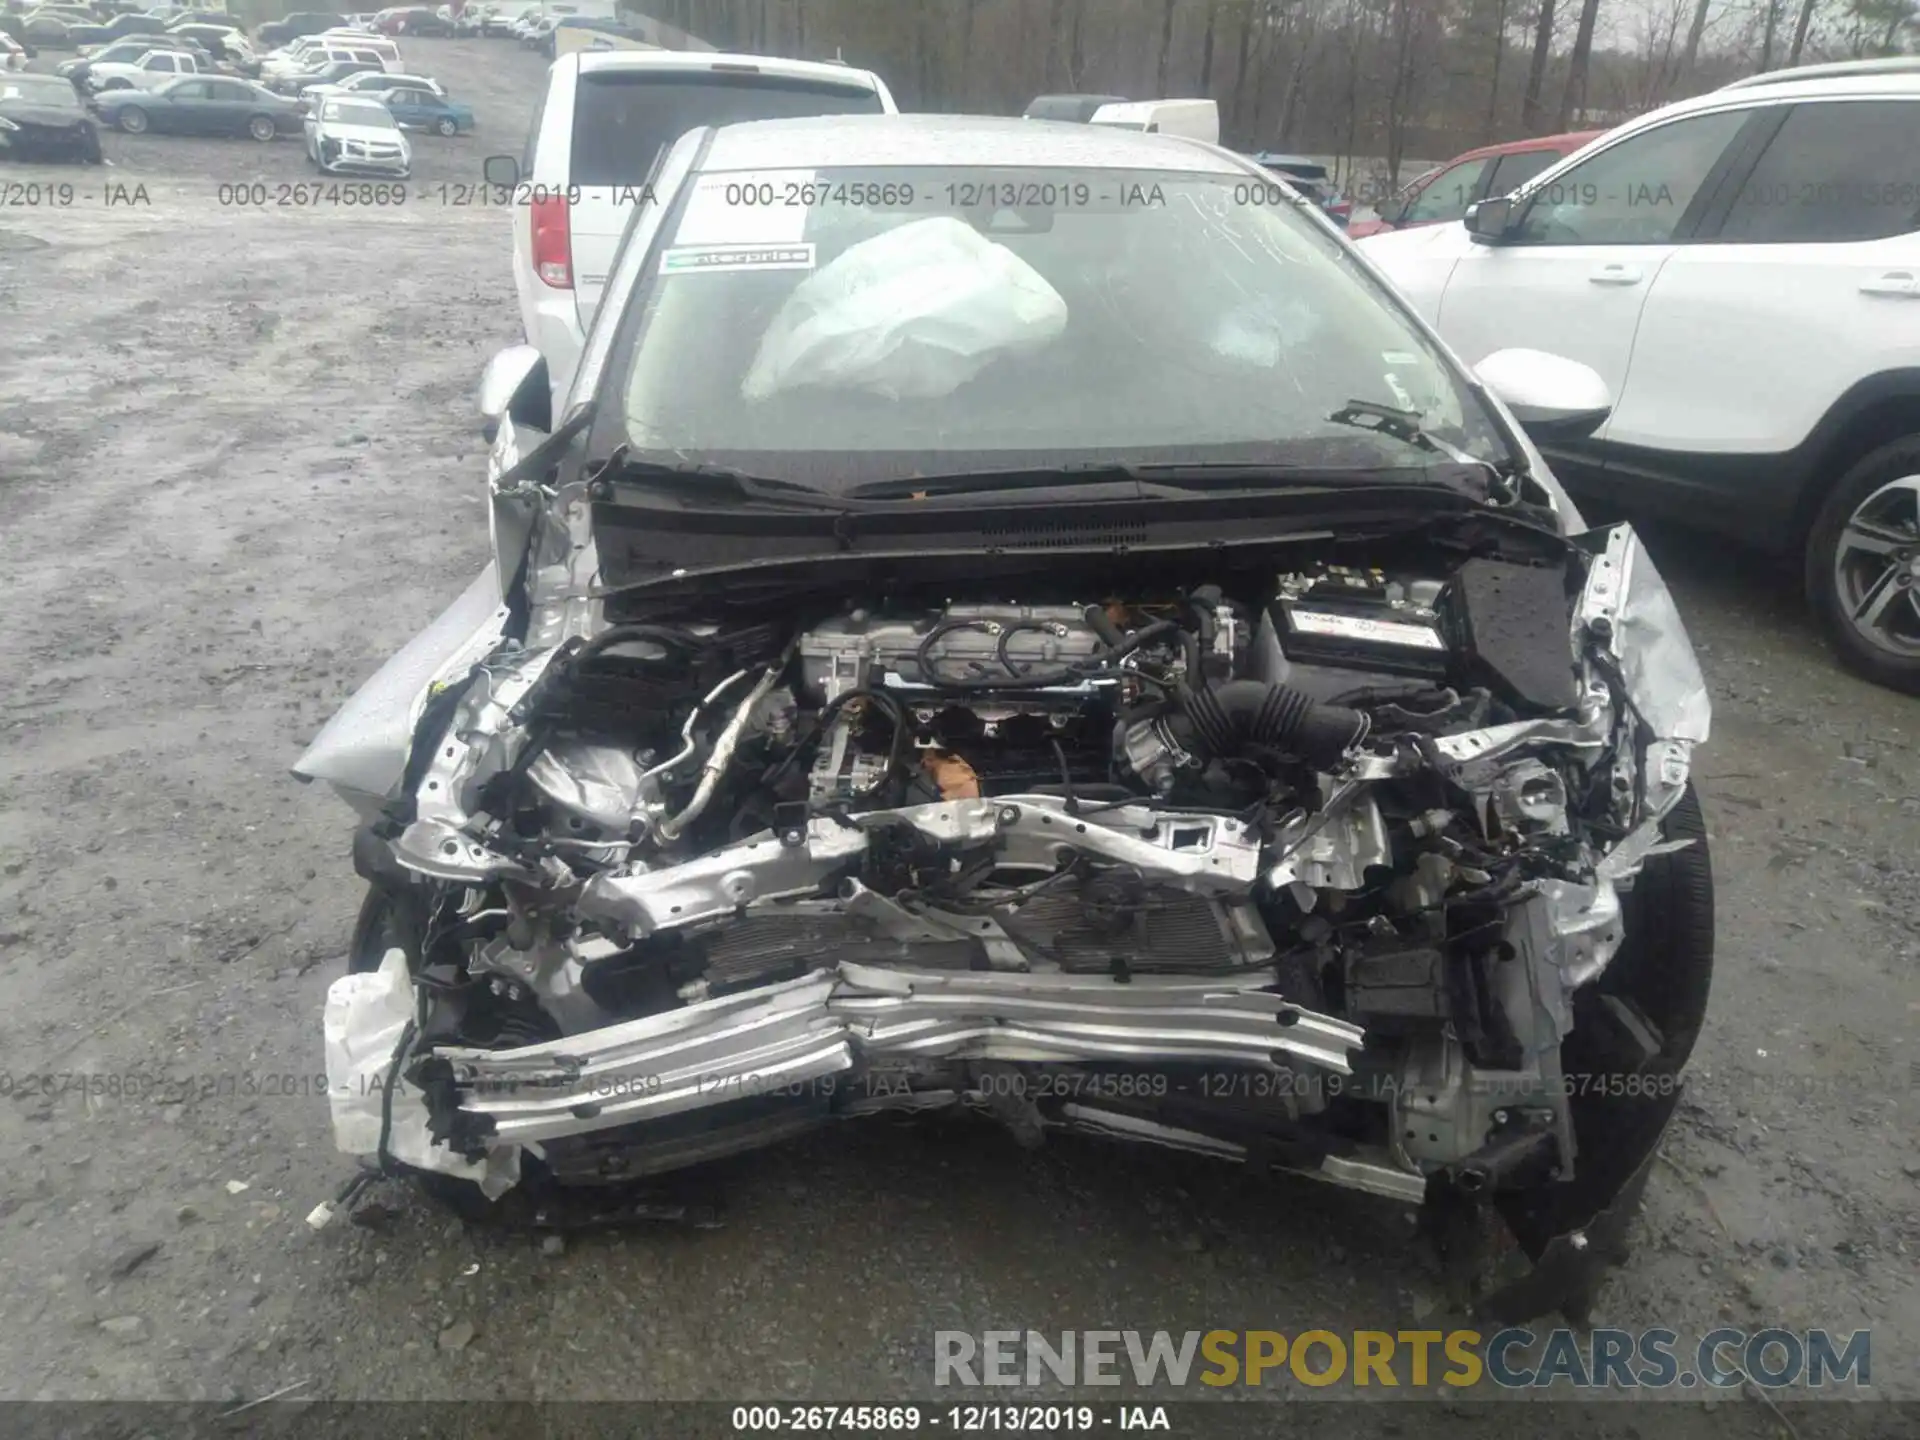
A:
659 243 817 275
1288 608 1447 650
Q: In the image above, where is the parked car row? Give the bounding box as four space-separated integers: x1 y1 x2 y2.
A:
0 13 473 158
6 0 248 55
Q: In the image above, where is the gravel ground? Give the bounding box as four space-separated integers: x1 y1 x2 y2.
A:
1 36 1916 1428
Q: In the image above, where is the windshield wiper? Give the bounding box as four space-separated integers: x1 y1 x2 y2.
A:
845 460 1491 502
589 448 858 511
1325 399 1496 468
844 464 1150 500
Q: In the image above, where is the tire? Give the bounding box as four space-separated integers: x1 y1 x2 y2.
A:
246 113 275 142
434 115 455 136
101 76 128 90
114 103 146 133
1483 783 1714 1319
344 882 544 1224
347 883 417 974
1599 783 1715 1073
1805 432 1920 693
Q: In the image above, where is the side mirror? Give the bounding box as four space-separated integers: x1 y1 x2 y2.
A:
1474 348 1612 442
478 343 548 443
481 152 518 187
1464 195 1514 244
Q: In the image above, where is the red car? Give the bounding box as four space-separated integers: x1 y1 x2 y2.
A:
1346 129 1604 239
374 6 452 34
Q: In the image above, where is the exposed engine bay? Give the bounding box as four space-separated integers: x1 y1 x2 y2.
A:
316 521 1711 1319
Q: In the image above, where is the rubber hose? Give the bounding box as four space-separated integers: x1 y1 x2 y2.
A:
1174 680 1366 770
1082 604 1124 647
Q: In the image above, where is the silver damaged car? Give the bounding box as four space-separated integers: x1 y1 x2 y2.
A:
297 116 1714 1324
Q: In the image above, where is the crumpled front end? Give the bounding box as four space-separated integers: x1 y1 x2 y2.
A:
313 511 1711 1318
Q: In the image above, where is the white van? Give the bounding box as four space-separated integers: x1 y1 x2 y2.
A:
1087 98 1219 144
483 49 897 403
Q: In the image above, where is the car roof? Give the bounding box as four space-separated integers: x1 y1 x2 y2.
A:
573 48 883 88
1448 128 1606 161
1719 56 1920 89
1611 70 1920 127
699 113 1249 174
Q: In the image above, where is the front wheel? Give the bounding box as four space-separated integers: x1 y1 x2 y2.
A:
1479 783 1714 1323
100 77 128 90
114 104 147 133
247 113 276 142
1807 434 1920 693
435 116 456 137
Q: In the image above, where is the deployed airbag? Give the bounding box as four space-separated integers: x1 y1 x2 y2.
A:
741 216 1069 402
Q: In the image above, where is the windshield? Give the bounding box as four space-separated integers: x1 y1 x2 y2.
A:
607 163 1506 486
1 76 81 106
325 98 393 126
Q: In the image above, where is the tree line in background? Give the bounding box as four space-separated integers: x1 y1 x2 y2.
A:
650 0 1918 181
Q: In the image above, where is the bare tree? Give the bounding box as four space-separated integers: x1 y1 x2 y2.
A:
912 0 935 105
1229 0 1260 134
1522 0 1558 130
1200 0 1221 90
1787 0 1817 63
1557 0 1601 128
952 0 976 107
1679 0 1711 76
1337 0 1376 180
1156 0 1178 94
1382 0 1419 179
1758 0 1785 68
1484 0 1511 141
1627 0 1692 108
1273 5 1322 148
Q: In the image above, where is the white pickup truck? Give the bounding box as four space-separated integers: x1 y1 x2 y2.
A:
85 49 206 93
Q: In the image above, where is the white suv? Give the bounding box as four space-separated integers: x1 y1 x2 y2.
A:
482 50 897 404
1358 58 1920 691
